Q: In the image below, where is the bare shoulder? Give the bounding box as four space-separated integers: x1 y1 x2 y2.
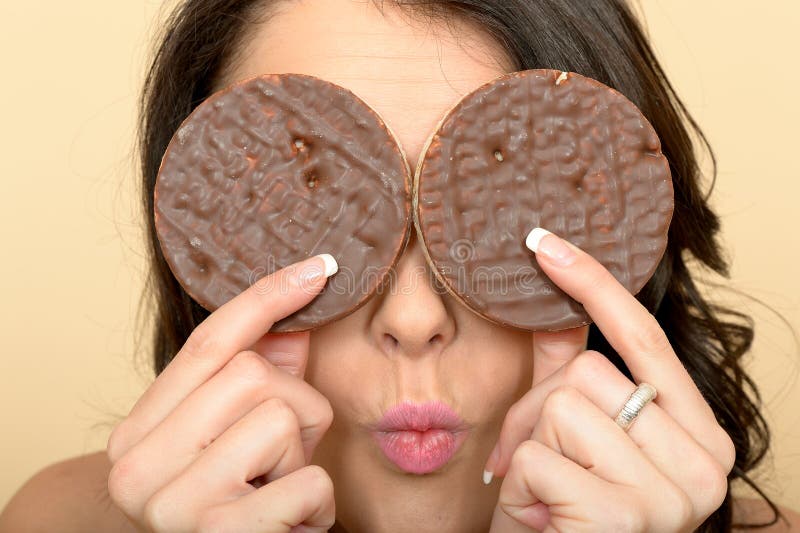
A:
0 451 137 533
733 496 800 532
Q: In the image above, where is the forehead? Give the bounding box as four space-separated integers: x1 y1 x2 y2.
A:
223 0 512 172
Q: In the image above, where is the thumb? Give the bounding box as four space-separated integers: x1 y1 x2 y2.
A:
483 325 590 481
250 331 312 379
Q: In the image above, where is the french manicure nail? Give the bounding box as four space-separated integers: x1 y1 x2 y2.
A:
525 227 576 267
318 253 338 277
483 445 500 485
298 253 338 282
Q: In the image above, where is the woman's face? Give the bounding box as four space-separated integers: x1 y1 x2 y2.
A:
222 1 542 531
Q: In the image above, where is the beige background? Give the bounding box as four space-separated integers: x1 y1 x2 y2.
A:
1 0 798 511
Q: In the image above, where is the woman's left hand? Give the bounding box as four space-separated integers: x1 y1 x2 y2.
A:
485 229 735 533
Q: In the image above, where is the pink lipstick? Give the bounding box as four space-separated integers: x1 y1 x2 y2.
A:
371 400 469 474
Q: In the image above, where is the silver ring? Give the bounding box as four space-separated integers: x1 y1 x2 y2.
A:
614 383 657 431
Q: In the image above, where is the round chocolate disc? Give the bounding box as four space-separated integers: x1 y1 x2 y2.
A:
155 73 411 332
414 69 674 331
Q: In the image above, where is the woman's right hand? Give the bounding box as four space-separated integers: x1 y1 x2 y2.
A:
106 254 338 533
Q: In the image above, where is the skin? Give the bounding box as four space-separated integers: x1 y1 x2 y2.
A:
229 2 535 529
2 1 800 531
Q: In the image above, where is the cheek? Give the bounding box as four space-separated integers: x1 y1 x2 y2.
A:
305 320 379 412
461 329 533 420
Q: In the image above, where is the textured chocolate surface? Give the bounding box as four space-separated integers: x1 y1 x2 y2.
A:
415 69 674 331
155 73 411 331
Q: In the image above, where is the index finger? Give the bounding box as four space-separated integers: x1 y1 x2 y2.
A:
531 326 589 388
114 253 337 453
525 228 718 424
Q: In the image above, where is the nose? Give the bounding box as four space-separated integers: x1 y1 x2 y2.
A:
369 231 456 357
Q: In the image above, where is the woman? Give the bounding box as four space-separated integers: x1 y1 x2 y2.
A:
1 0 798 531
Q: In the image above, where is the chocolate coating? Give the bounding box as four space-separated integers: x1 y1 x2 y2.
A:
415 69 674 331
155 73 411 331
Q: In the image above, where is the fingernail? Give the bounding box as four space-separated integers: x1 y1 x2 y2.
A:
525 227 576 267
318 253 338 277
483 445 500 485
298 253 338 283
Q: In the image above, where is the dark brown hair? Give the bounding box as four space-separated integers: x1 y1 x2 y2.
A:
133 0 789 529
